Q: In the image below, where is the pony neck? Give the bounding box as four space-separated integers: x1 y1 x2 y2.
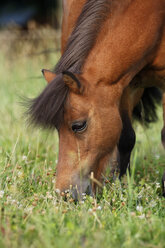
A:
82 0 160 88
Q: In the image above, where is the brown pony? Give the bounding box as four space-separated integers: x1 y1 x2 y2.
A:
27 0 165 198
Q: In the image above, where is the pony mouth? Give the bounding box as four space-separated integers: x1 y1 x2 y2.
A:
71 184 93 201
55 182 93 201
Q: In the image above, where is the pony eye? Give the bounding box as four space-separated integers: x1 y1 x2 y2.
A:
71 121 87 133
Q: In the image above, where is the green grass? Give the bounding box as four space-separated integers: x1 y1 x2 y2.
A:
0 30 165 248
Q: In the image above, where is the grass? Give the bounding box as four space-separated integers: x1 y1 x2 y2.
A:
0 29 165 248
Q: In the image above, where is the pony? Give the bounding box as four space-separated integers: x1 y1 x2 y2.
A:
26 0 165 199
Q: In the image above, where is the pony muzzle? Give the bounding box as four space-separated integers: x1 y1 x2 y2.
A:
55 177 93 201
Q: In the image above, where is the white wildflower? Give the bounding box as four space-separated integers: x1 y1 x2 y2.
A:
46 192 53 199
97 206 102 210
138 214 145 219
156 183 160 188
150 201 156 207
17 171 23 178
25 206 33 213
7 196 12 202
52 179 56 184
55 189 60 194
11 199 17 204
155 154 160 160
53 200 57 206
22 155 27 161
136 206 143 212
0 190 4 198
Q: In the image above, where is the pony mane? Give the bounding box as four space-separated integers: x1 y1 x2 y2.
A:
26 0 111 129
26 74 68 130
55 0 111 74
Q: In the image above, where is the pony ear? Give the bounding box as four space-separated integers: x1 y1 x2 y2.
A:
62 71 83 94
42 69 56 83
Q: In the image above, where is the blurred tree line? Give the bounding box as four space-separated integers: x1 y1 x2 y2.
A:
0 0 61 29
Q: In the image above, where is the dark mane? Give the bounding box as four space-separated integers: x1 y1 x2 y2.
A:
55 0 111 74
26 74 68 130
26 0 111 129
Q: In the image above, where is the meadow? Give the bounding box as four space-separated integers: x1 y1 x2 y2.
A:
0 28 165 248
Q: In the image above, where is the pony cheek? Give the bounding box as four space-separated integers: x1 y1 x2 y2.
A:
92 108 122 154
106 109 122 150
